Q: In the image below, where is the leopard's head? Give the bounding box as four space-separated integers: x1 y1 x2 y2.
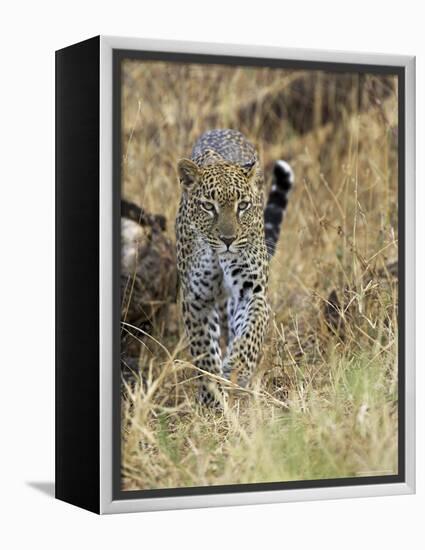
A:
177 159 263 254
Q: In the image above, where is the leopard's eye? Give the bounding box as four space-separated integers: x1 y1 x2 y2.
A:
201 201 215 212
238 201 250 211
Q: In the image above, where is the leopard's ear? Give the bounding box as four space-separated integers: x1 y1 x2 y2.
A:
241 159 257 180
177 158 199 189
242 159 261 189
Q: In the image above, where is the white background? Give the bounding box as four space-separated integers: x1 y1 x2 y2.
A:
1 0 423 548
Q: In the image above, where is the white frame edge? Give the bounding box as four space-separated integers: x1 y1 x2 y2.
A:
99 35 415 514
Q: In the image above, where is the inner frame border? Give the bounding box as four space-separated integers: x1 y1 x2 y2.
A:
113 47 405 501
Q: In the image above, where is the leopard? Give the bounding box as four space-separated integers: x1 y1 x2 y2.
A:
175 129 293 406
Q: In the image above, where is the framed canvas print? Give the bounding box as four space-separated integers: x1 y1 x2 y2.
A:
55 36 415 514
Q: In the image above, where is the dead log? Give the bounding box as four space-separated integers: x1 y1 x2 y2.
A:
120 200 177 370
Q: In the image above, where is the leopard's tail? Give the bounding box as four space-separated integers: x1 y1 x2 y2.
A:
264 160 294 257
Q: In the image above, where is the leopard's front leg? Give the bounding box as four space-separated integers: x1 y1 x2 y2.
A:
220 240 270 387
179 249 226 406
181 291 225 406
222 291 269 386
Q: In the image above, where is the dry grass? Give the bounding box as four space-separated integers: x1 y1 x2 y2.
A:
120 59 399 491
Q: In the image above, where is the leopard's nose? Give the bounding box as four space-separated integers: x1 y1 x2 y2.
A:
220 235 236 248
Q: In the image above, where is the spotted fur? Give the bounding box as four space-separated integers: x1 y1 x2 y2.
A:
176 129 292 405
